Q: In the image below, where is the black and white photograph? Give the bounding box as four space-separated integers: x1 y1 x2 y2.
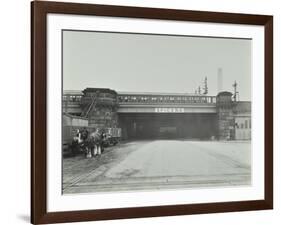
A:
28 1 274 224
62 30 252 194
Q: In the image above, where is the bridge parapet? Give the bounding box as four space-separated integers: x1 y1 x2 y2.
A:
118 94 216 105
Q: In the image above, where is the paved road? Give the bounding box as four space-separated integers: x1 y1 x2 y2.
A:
63 140 251 194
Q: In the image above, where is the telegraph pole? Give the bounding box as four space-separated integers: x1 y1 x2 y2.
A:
198 86 201 95
203 77 208 95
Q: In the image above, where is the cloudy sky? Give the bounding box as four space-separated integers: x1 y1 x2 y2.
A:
63 30 251 101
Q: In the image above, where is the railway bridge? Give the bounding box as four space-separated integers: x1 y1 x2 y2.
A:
63 88 251 140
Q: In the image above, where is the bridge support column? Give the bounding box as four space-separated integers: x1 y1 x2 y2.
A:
216 92 235 140
81 88 119 129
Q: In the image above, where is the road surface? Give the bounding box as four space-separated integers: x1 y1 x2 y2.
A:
63 140 251 194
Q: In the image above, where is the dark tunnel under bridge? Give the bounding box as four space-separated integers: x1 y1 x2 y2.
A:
118 113 218 140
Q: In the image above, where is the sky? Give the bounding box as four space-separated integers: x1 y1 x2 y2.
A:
63 30 251 101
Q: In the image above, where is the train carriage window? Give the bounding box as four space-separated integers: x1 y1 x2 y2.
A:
245 120 248 129
190 97 194 103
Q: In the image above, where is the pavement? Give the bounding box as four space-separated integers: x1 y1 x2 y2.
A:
63 140 251 194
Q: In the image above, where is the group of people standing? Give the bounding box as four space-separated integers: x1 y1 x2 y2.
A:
76 127 107 158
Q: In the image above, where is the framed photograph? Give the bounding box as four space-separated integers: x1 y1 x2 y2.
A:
31 1 273 224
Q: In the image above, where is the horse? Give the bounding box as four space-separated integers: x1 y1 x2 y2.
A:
69 129 103 158
88 131 102 157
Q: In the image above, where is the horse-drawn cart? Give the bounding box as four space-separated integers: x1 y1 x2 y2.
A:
62 113 122 157
102 128 122 147
63 125 122 157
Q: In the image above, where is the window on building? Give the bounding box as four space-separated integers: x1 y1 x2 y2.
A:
245 120 248 129
241 123 244 129
249 119 251 129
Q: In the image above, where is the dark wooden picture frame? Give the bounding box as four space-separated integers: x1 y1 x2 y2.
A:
31 1 273 224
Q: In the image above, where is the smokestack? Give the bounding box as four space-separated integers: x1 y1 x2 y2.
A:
217 68 223 93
